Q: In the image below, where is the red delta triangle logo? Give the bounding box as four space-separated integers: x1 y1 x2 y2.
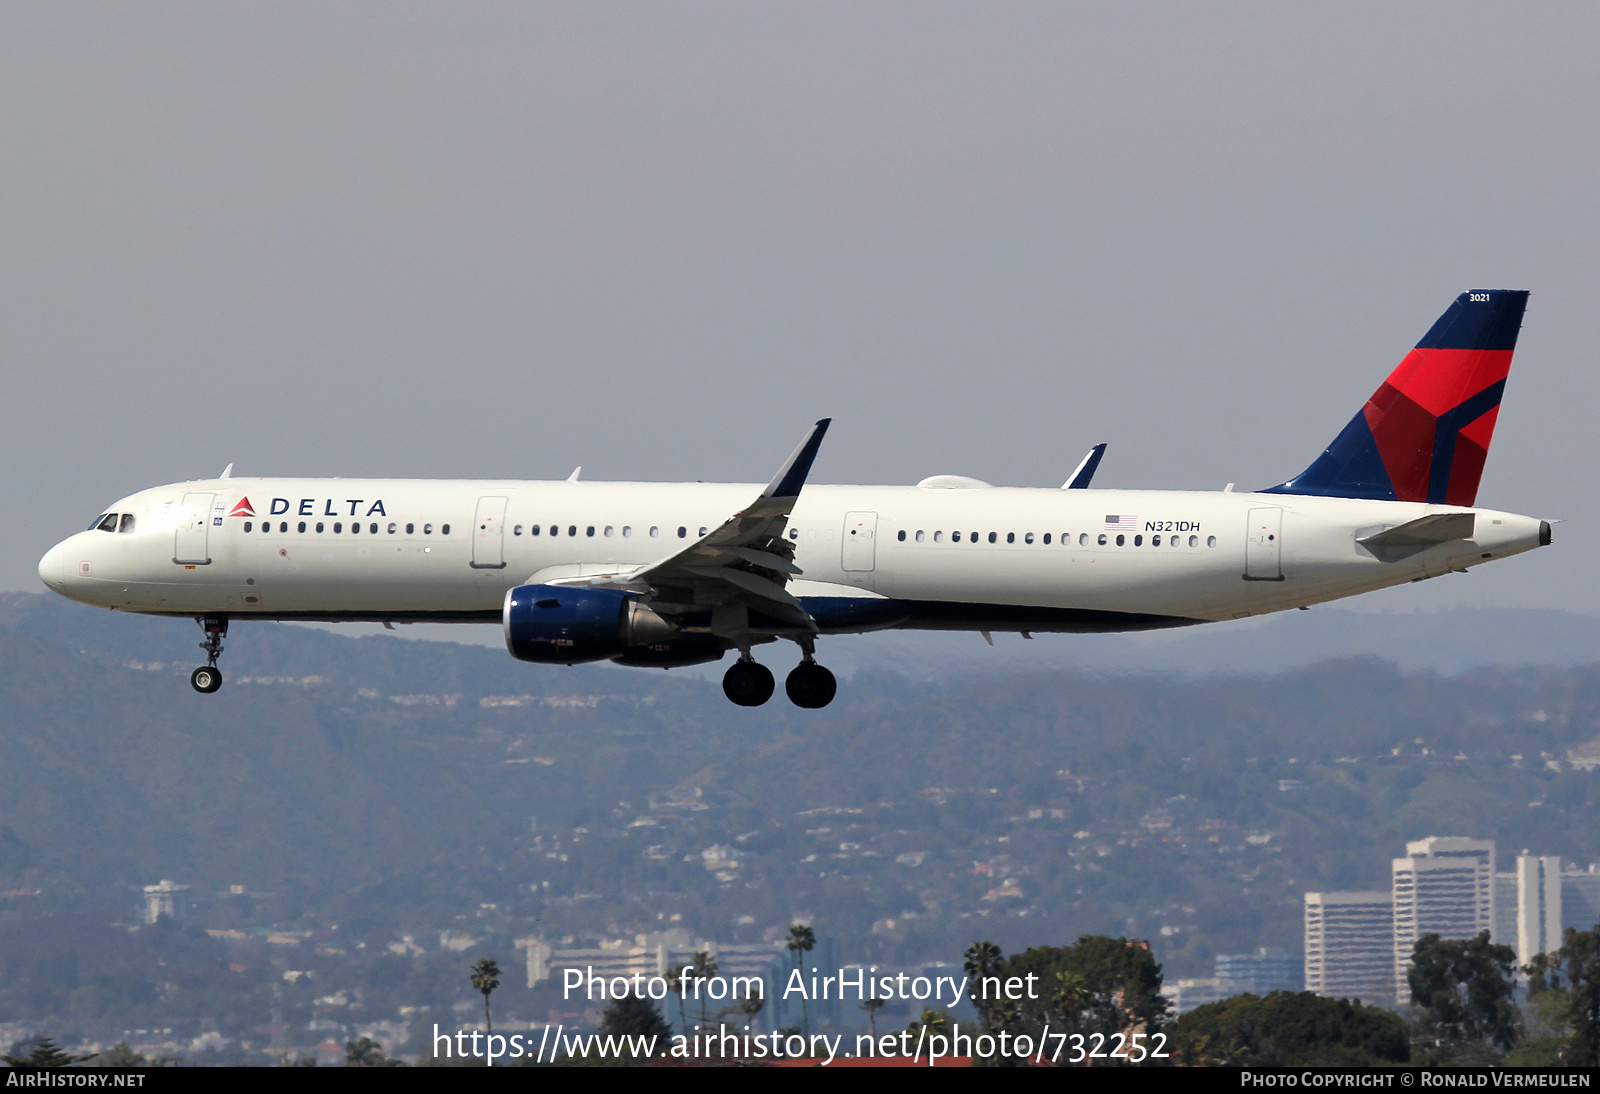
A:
228 498 256 518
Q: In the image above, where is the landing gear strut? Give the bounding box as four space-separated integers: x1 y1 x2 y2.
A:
190 616 227 694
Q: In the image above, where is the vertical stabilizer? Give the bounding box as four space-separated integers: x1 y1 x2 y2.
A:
1264 290 1528 505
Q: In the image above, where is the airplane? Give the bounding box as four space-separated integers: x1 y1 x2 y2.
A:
38 290 1549 708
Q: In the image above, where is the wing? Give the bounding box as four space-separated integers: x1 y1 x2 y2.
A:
541 419 831 632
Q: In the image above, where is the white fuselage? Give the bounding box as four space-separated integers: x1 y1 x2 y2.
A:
38 477 1548 632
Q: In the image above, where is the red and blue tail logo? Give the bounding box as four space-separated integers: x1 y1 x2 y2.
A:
1264 289 1528 506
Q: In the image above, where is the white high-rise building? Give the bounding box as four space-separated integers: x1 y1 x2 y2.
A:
1515 855 1562 965
1306 891 1395 1003
1392 837 1494 1003
1564 865 1600 934
1494 872 1519 946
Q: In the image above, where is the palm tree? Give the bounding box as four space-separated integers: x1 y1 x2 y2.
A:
688 950 719 1028
786 924 816 1036
470 958 501 1065
665 962 689 1032
860 996 885 1038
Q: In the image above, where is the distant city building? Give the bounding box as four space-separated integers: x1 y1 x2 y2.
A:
1392 838 1494 1004
1170 977 1233 1014
1564 865 1600 934
1214 948 1304 995
1494 872 1519 947
517 929 785 1014
1305 891 1394 1004
141 879 189 924
1515 855 1563 965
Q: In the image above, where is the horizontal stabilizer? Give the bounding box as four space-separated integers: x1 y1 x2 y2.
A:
1358 512 1475 548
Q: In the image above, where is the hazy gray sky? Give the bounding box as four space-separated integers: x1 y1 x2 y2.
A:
4 3 1595 615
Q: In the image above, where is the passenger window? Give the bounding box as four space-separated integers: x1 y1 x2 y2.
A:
529 525 539 536
1188 535 1198 547
423 524 432 534
317 523 325 533
788 528 798 540
299 521 307 533
651 527 660 538
952 531 962 543
1080 533 1090 546
442 524 451 535
897 529 906 542
1134 535 1142 546
603 526 613 537
1024 532 1033 544
261 522 269 533
351 522 360 534
244 521 253 532
1170 536 1179 548
119 514 136 534
335 522 344 533
566 526 575 537
1116 534 1125 546
388 523 397 534
1006 533 1015 544
933 531 944 542
405 523 414 534
1152 535 1161 546
1042 533 1050 544
988 532 997 544
368 523 377 534
622 526 631 537
1097 534 1107 546
97 514 119 532
915 530 925 543
699 527 707 536
1207 535 1217 547
587 526 595 537
678 527 687 538
513 525 522 536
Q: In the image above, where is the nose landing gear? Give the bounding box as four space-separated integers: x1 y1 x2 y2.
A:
190 616 227 694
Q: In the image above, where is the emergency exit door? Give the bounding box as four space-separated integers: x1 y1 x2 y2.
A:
842 512 877 572
1244 507 1284 581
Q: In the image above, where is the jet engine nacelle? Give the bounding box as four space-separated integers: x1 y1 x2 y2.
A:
503 584 685 665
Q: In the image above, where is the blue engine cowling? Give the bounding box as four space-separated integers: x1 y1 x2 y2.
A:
504 584 721 667
504 585 631 664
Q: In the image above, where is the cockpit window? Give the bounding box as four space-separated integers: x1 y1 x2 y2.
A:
118 514 136 534
88 514 108 530
95 514 119 532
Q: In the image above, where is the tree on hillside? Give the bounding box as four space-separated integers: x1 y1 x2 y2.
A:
786 924 816 1036
599 990 672 1057
2 1037 96 1068
860 996 885 1038
345 1037 403 1066
963 940 1006 1028
1173 992 1408 1066
469 957 501 1060
1406 931 1520 1060
1518 923 1600 1066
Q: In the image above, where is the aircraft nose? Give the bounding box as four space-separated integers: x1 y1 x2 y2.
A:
38 541 66 591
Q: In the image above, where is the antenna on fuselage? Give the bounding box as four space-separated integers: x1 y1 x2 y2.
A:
219 463 234 480
567 466 582 482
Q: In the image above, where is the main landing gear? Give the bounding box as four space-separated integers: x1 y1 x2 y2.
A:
190 616 227 694
721 648 837 709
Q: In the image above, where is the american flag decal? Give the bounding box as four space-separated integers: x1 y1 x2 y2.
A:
1104 514 1138 530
